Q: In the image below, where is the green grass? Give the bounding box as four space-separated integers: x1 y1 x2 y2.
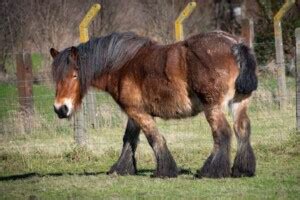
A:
0 122 299 199
0 75 299 199
0 104 299 199
0 84 55 124
31 53 44 73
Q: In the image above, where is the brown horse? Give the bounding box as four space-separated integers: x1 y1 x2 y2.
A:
50 31 257 178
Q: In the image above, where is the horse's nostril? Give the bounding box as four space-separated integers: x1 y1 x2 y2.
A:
53 105 69 118
61 105 69 115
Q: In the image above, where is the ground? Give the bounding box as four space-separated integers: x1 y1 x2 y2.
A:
0 108 299 199
0 74 299 199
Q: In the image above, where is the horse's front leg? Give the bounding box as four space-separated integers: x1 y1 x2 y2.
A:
127 110 178 178
108 118 140 175
195 106 232 178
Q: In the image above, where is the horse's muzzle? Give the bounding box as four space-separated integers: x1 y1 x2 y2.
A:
54 105 69 119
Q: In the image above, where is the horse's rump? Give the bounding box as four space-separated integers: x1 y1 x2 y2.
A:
182 31 256 106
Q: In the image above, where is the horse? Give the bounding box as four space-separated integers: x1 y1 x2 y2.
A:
50 31 257 178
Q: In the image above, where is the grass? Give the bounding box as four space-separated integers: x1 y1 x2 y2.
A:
0 122 299 199
0 105 299 199
0 75 299 199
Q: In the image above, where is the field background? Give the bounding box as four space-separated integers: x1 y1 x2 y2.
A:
0 0 300 199
0 59 299 199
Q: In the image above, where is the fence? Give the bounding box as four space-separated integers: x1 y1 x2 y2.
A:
0 28 298 152
0 53 297 143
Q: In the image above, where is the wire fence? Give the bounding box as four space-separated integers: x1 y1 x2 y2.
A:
0 55 296 149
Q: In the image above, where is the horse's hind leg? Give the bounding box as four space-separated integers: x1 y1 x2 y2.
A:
108 118 140 175
195 106 232 178
127 110 178 178
231 99 256 177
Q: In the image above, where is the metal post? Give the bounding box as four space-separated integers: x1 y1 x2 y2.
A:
175 2 196 41
73 4 101 146
80 3 101 129
274 0 295 109
296 28 300 132
79 4 101 43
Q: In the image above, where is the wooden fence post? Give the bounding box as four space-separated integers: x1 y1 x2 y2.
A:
273 0 295 109
86 91 99 129
16 53 34 113
241 18 254 48
16 53 34 133
296 28 300 132
74 100 87 146
274 22 288 109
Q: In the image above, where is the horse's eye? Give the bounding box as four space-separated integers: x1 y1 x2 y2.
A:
73 74 77 79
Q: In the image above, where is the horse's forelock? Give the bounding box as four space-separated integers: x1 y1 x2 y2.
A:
51 48 71 83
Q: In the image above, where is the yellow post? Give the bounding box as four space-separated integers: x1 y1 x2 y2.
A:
273 0 295 109
79 3 101 43
175 2 197 41
74 3 101 142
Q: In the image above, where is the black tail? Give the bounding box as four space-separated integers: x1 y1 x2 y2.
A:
232 43 258 94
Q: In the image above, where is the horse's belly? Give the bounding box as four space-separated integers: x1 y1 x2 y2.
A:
142 75 203 119
145 92 204 119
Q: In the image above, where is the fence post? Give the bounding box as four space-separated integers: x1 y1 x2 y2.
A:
16 53 34 133
241 18 254 48
73 4 101 146
16 53 34 113
86 91 99 129
74 100 87 146
83 5 101 129
296 28 300 132
274 0 295 109
175 2 197 41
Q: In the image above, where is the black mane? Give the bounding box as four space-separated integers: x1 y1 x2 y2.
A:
52 32 152 94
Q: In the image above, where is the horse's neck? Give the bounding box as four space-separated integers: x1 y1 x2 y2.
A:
91 73 109 91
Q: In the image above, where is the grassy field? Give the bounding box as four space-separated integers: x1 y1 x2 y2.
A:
0 74 300 199
0 117 299 199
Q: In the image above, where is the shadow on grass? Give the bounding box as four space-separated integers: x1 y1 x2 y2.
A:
0 171 106 181
0 167 193 181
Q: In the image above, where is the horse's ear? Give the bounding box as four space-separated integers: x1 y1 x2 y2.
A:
70 46 79 61
50 48 59 58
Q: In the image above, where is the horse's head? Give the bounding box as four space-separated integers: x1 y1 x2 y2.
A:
50 47 82 119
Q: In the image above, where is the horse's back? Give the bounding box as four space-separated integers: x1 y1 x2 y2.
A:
117 31 243 118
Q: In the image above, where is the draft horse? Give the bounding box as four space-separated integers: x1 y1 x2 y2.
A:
50 31 257 178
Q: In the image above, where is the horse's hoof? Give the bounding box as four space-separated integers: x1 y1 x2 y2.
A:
231 167 255 178
195 168 230 179
232 147 256 178
107 163 137 176
193 173 203 179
